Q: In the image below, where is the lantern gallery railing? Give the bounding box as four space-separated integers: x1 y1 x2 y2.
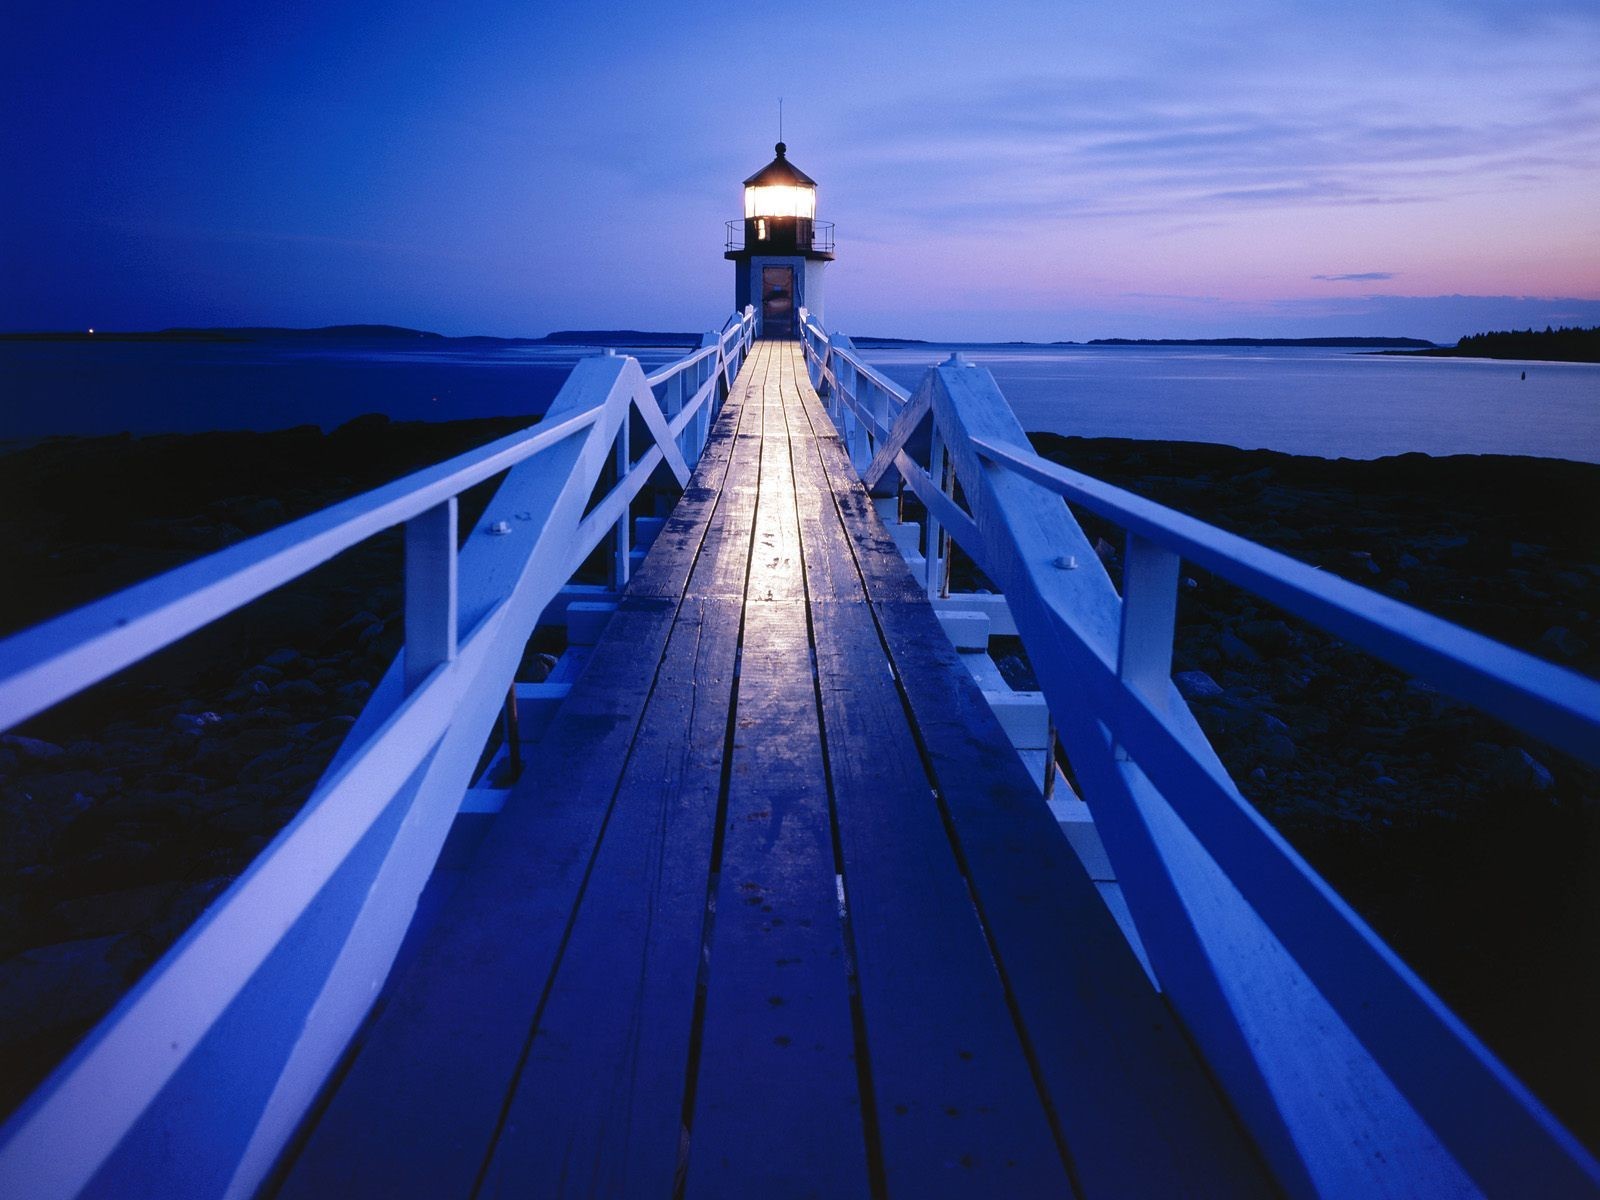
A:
724 218 834 255
798 307 1600 1197
0 310 756 1200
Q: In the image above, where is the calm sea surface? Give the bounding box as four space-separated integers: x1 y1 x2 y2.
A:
3 338 1596 463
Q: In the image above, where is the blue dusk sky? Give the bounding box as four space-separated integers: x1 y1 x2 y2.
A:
3 0 1598 342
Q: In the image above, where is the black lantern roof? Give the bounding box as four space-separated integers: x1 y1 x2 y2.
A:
743 142 817 188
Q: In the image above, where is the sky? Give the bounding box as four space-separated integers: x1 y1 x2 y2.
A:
3 0 1598 342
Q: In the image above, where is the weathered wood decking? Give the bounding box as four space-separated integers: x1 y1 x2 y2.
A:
273 341 1273 1198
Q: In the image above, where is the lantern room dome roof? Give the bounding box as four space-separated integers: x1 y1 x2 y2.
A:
743 142 817 188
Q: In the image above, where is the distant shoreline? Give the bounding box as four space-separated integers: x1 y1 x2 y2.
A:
0 324 702 348
854 335 1436 349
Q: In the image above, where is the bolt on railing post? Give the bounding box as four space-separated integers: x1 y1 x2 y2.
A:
1115 532 1181 757
402 497 459 692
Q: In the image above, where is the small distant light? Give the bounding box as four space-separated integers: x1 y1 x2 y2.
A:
88 328 95 335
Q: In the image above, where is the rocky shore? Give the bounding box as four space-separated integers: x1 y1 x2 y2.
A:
1 420 1596 1148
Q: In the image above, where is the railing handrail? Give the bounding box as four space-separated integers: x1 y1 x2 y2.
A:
797 306 1600 1196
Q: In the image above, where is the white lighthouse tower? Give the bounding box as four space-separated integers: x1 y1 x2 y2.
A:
725 142 835 338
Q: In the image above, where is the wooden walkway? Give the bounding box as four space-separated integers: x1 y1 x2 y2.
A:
273 342 1274 1198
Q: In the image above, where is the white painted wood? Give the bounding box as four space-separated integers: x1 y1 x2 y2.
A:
960 651 1010 693
888 521 921 557
935 610 989 652
565 601 619 646
983 690 1050 750
934 593 1017 636
403 498 459 692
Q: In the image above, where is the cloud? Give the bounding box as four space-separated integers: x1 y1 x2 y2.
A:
1313 272 1397 282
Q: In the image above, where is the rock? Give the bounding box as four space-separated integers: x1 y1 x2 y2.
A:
0 935 129 1041
263 648 301 670
1259 713 1290 736
240 747 298 783
336 680 373 701
272 678 325 701
49 884 178 941
1237 619 1297 653
1175 671 1224 699
0 734 65 761
1218 628 1260 665
1262 734 1297 763
1538 626 1588 660
172 711 223 735
1473 743 1556 793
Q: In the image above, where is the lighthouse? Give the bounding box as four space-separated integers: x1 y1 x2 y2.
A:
725 142 834 338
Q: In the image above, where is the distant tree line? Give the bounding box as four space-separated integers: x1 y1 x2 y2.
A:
1449 325 1600 362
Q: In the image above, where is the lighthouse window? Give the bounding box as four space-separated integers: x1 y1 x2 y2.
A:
757 218 768 240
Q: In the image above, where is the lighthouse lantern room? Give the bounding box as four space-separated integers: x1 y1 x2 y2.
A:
725 142 834 338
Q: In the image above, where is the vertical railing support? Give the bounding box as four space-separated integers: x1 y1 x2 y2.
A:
1115 532 1180 755
403 497 458 692
925 425 947 599
613 419 632 590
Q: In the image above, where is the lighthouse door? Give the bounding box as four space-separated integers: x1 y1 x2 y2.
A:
760 266 795 338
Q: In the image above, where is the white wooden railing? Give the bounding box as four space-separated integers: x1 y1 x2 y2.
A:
800 308 1600 1199
0 310 755 1200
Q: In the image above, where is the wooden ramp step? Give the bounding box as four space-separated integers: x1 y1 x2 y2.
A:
272 341 1274 1199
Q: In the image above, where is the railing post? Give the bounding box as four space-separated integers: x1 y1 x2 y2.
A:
613 418 631 589
925 425 947 599
1115 532 1180 753
403 497 458 692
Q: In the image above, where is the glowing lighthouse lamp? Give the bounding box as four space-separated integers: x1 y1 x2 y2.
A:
725 141 834 338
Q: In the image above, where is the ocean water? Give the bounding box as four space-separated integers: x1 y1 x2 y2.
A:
2 337 1597 463
861 344 1600 464
0 339 692 444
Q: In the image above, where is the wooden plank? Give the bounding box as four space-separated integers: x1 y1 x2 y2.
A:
782 344 1073 1193
627 365 750 601
872 598 1276 1197
822 436 1274 1191
745 350 806 604
682 601 870 1199
791 367 1275 1196
276 596 681 1200
684 344 769 600
477 596 743 1197
776 345 862 600
809 601 1074 1195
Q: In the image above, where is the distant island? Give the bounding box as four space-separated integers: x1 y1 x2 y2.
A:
0 324 702 347
1377 325 1600 363
851 335 1437 349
